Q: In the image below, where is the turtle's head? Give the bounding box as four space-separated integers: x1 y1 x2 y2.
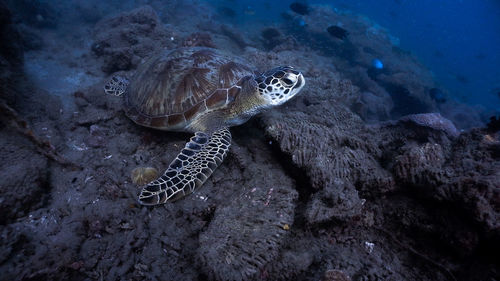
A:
255 66 305 106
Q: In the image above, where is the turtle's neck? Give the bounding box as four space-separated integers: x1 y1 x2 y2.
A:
226 77 269 126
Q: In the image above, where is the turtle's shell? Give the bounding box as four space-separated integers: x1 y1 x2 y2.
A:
124 47 256 131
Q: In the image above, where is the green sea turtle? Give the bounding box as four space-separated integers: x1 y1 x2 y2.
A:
104 47 305 205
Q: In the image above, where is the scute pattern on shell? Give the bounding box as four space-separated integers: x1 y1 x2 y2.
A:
124 47 255 129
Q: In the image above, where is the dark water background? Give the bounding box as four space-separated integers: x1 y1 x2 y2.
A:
210 0 500 111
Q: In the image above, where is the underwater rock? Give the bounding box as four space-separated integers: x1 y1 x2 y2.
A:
433 130 500 233
198 185 298 281
327 25 349 40
399 113 460 138
116 133 139 155
261 27 281 40
101 48 133 74
76 106 115 126
181 32 215 48
92 5 170 73
438 174 499 233
220 24 248 49
305 179 363 224
380 121 499 234
0 131 48 224
73 91 89 108
486 115 500 133
352 91 393 122
260 238 316 280
84 124 109 148
458 178 499 230
378 80 433 118
290 2 310 15
261 27 283 50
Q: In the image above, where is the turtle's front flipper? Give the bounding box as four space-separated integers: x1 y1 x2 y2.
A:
138 128 231 205
104 76 129 96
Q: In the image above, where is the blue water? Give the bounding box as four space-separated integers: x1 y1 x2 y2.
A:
210 0 500 112
326 0 500 110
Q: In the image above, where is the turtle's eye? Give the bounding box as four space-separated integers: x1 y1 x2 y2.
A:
282 78 294 86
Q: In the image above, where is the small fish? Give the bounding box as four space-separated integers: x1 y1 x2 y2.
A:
327 25 348 40
371 58 384 69
290 2 310 15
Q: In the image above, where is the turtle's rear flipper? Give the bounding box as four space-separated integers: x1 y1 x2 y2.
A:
104 76 129 96
138 128 231 205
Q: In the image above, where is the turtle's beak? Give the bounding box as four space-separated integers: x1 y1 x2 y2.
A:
292 73 305 92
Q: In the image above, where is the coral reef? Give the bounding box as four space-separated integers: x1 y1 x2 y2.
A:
305 179 363 224
198 183 297 280
399 113 460 138
393 142 449 188
436 130 500 232
378 119 499 234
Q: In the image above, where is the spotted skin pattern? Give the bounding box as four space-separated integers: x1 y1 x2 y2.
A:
255 66 302 105
104 76 129 97
138 128 231 205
